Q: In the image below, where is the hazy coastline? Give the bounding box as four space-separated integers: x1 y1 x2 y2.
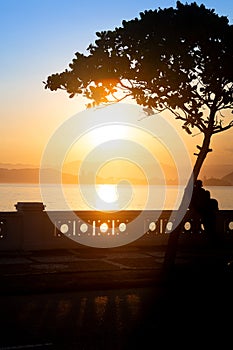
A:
0 167 233 186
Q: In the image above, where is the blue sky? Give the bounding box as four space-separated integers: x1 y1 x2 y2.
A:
0 0 233 170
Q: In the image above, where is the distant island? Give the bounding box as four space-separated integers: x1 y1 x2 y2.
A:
0 167 233 186
203 172 233 186
0 167 177 185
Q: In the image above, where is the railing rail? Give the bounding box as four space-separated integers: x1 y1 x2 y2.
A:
0 202 233 251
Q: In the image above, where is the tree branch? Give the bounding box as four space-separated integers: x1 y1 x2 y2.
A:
213 120 233 134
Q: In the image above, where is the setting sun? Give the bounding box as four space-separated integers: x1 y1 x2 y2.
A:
88 124 129 146
62 103 180 182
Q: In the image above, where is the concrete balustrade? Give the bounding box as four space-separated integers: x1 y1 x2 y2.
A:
0 202 233 251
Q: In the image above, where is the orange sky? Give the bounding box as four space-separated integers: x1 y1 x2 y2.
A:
1 1 233 180
2 91 233 180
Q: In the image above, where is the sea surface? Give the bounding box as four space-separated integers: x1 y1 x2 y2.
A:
0 184 232 212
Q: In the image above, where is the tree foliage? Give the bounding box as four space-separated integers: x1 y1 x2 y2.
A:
44 1 233 270
44 1 233 179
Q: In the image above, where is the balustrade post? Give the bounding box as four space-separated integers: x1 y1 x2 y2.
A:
15 202 47 250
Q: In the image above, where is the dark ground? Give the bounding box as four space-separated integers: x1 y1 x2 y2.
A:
1 238 233 349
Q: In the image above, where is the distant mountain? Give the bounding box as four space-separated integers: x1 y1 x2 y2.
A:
0 167 177 185
63 159 179 184
203 171 233 186
1 162 232 185
0 168 78 184
203 177 232 186
221 171 233 185
0 168 39 183
0 163 36 169
199 163 233 179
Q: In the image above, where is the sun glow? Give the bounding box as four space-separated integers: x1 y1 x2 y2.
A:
64 122 173 165
61 104 180 187
89 124 129 147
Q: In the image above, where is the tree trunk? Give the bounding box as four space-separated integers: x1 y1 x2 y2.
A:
162 130 212 276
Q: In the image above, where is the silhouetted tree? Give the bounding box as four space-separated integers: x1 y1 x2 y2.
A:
44 1 233 270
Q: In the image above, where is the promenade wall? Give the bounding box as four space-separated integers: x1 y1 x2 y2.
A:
0 202 233 251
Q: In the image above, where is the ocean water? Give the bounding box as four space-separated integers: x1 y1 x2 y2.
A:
0 183 232 212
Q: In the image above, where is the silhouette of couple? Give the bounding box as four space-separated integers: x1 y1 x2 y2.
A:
189 179 219 243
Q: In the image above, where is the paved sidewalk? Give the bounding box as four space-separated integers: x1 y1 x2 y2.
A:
1 242 233 349
0 246 166 294
1 241 233 294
